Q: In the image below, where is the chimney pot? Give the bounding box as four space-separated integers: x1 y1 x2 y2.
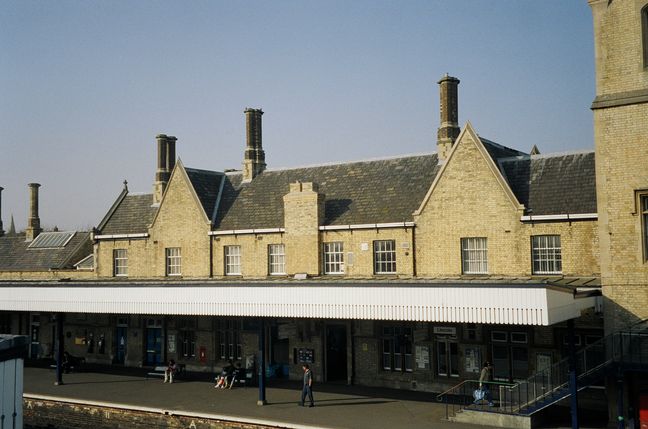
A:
243 108 266 181
437 74 460 163
25 183 42 242
153 134 176 204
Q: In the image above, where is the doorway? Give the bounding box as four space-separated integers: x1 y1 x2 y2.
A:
144 318 163 366
491 330 529 381
326 325 347 382
30 313 40 359
115 326 127 364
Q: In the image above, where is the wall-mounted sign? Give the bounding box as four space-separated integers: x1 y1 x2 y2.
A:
297 348 314 363
433 326 457 336
415 345 430 369
464 347 481 373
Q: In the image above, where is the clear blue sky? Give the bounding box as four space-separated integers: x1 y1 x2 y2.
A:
0 0 595 231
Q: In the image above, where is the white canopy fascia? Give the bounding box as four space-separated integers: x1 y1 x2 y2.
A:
0 283 597 326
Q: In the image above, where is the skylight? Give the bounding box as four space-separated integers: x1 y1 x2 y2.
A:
28 231 76 249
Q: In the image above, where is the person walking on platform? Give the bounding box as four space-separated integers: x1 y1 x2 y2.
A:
300 364 314 407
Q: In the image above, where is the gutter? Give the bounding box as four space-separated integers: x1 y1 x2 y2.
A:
94 233 149 240
520 213 597 222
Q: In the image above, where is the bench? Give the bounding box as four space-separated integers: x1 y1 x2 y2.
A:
228 368 254 388
146 364 185 380
49 354 85 373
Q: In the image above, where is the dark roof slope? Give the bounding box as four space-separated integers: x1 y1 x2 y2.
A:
185 168 224 221
99 194 157 235
499 151 597 215
215 154 441 230
0 232 92 271
481 138 527 162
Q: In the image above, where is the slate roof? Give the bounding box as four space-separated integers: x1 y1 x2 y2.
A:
0 232 92 271
214 154 441 230
94 139 596 235
481 138 527 162
184 168 224 221
99 193 157 235
499 151 597 215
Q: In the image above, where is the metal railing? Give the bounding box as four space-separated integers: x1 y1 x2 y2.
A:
438 319 648 419
502 321 648 415
437 379 515 419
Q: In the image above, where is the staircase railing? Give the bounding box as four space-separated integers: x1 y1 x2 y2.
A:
502 319 648 415
437 319 648 419
436 379 515 419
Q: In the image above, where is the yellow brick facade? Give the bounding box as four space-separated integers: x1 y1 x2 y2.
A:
283 182 324 276
95 163 212 278
92 130 599 282
415 125 599 277
590 0 648 333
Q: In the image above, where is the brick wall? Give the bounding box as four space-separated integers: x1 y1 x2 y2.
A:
283 182 323 275
24 398 275 429
591 0 648 333
415 126 599 277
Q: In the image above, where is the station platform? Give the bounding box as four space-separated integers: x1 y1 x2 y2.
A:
23 367 605 429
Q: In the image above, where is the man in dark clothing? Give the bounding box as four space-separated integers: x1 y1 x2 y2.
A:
300 364 314 407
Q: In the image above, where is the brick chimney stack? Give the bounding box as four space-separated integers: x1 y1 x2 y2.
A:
437 74 460 163
0 186 4 237
25 183 42 242
242 108 266 182
153 134 177 204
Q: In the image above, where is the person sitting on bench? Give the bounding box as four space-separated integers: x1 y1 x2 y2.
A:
214 360 234 389
164 359 177 383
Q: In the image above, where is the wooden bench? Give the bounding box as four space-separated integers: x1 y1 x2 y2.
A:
146 364 185 380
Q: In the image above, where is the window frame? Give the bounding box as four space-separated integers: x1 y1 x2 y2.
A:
268 244 286 275
165 247 181 276
217 319 242 361
381 325 413 373
436 339 459 378
461 237 488 274
531 235 562 275
113 248 128 277
179 330 196 358
642 4 648 69
224 245 242 276
373 240 397 274
642 194 648 262
323 242 345 274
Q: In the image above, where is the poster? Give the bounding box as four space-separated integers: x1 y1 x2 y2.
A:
168 334 176 353
415 345 430 369
464 347 481 373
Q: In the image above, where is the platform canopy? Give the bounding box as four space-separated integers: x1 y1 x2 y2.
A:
0 280 599 326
